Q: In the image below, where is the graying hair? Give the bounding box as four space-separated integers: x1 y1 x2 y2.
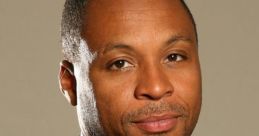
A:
61 1 105 135
61 0 197 63
61 0 87 63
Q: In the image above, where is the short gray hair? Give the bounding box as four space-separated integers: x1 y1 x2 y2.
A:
61 0 87 63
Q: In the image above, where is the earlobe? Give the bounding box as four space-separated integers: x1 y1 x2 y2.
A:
58 60 77 106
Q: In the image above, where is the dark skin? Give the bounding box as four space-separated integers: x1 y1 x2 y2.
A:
59 0 201 135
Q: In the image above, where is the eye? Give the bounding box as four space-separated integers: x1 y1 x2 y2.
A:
109 60 134 70
166 53 186 62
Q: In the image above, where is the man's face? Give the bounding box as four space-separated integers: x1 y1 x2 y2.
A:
81 0 201 135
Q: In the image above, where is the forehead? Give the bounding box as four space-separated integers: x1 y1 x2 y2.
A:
82 0 195 51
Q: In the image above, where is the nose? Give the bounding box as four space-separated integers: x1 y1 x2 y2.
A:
134 65 174 100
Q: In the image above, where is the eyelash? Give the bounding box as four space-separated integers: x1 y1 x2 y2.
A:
107 53 187 71
164 53 187 63
108 59 134 71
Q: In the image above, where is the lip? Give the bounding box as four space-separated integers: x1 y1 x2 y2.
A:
132 113 180 133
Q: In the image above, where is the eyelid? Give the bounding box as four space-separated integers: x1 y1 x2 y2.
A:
163 50 188 63
109 60 133 72
106 57 135 71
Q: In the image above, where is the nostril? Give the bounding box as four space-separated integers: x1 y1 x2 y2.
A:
164 90 173 97
134 88 173 100
140 94 159 100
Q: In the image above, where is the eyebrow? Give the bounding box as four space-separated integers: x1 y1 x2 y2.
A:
102 43 133 54
102 35 193 54
164 34 193 47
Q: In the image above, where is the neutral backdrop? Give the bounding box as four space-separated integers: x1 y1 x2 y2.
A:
0 0 258 135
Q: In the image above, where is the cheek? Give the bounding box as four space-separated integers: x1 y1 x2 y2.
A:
93 72 135 106
90 71 136 132
169 66 201 131
170 66 202 111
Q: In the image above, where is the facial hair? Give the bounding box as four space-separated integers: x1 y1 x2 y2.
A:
123 101 190 136
74 39 105 136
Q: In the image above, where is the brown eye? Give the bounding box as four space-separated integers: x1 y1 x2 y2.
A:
114 60 125 68
109 60 133 70
167 53 185 62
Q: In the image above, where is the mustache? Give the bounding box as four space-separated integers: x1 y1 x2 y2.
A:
124 101 189 123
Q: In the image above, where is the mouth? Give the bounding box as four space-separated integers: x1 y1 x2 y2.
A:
132 113 181 134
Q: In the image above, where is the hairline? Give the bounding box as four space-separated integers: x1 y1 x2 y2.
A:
61 0 197 63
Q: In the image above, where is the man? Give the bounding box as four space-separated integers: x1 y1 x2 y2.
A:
58 0 202 135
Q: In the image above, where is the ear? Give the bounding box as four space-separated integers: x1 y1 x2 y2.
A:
58 60 77 106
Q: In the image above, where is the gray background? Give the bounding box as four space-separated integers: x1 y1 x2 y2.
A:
0 0 258 135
